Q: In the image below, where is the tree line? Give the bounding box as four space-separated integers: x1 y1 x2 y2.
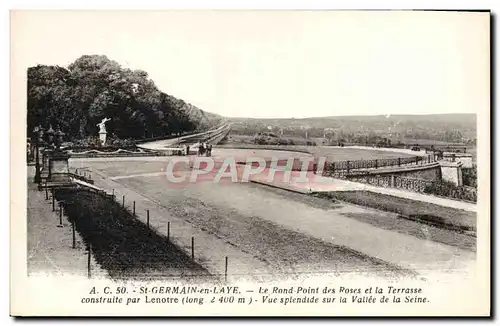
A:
229 115 476 145
28 55 223 142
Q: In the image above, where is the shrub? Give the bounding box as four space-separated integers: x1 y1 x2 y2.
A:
462 167 477 188
254 136 266 145
73 136 102 148
107 137 137 148
306 140 317 146
71 136 137 150
266 137 279 145
278 138 289 145
423 180 477 202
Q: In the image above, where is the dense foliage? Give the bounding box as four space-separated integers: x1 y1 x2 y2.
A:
28 55 223 141
423 180 477 202
462 167 477 188
253 132 316 146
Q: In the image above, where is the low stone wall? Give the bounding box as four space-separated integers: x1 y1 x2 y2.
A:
67 148 176 158
443 152 474 168
346 174 477 203
344 163 442 181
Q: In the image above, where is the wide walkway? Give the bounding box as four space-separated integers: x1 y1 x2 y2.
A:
27 168 107 278
137 124 230 151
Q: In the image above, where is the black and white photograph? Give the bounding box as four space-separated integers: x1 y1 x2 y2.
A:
10 9 491 317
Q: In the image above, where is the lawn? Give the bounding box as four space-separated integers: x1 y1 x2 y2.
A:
217 145 416 162
313 191 476 234
223 136 417 161
306 147 416 161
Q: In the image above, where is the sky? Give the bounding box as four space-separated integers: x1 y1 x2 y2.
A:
11 10 490 118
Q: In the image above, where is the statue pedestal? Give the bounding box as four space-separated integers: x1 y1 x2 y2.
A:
439 161 463 186
99 131 107 146
48 150 71 184
40 148 53 181
443 152 473 168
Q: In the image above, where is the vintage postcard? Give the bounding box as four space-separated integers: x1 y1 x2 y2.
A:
10 10 491 317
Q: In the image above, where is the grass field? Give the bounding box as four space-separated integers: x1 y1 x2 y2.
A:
217 144 416 162
223 134 315 146
222 134 479 162
314 191 476 234
306 147 415 161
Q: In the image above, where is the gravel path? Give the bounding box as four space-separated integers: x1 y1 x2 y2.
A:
27 169 108 279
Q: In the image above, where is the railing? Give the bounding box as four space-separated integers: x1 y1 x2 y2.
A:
70 172 95 185
180 124 231 145
134 130 203 144
84 184 115 198
322 154 436 178
136 123 229 145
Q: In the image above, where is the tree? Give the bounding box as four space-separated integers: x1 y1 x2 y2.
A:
27 55 224 142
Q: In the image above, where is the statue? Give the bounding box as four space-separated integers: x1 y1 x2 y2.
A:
97 117 111 146
97 117 111 133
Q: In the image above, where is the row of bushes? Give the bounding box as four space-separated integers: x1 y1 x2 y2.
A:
69 146 142 153
254 136 317 146
54 188 209 280
423 180 477 203
70 136 137 149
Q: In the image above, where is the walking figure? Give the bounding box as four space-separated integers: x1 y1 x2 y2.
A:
203 143 209 156
198 143 205 156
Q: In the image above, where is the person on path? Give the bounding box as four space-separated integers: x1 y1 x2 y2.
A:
198 143 205 156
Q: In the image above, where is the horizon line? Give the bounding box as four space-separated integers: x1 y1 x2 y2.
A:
223 112 477 120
